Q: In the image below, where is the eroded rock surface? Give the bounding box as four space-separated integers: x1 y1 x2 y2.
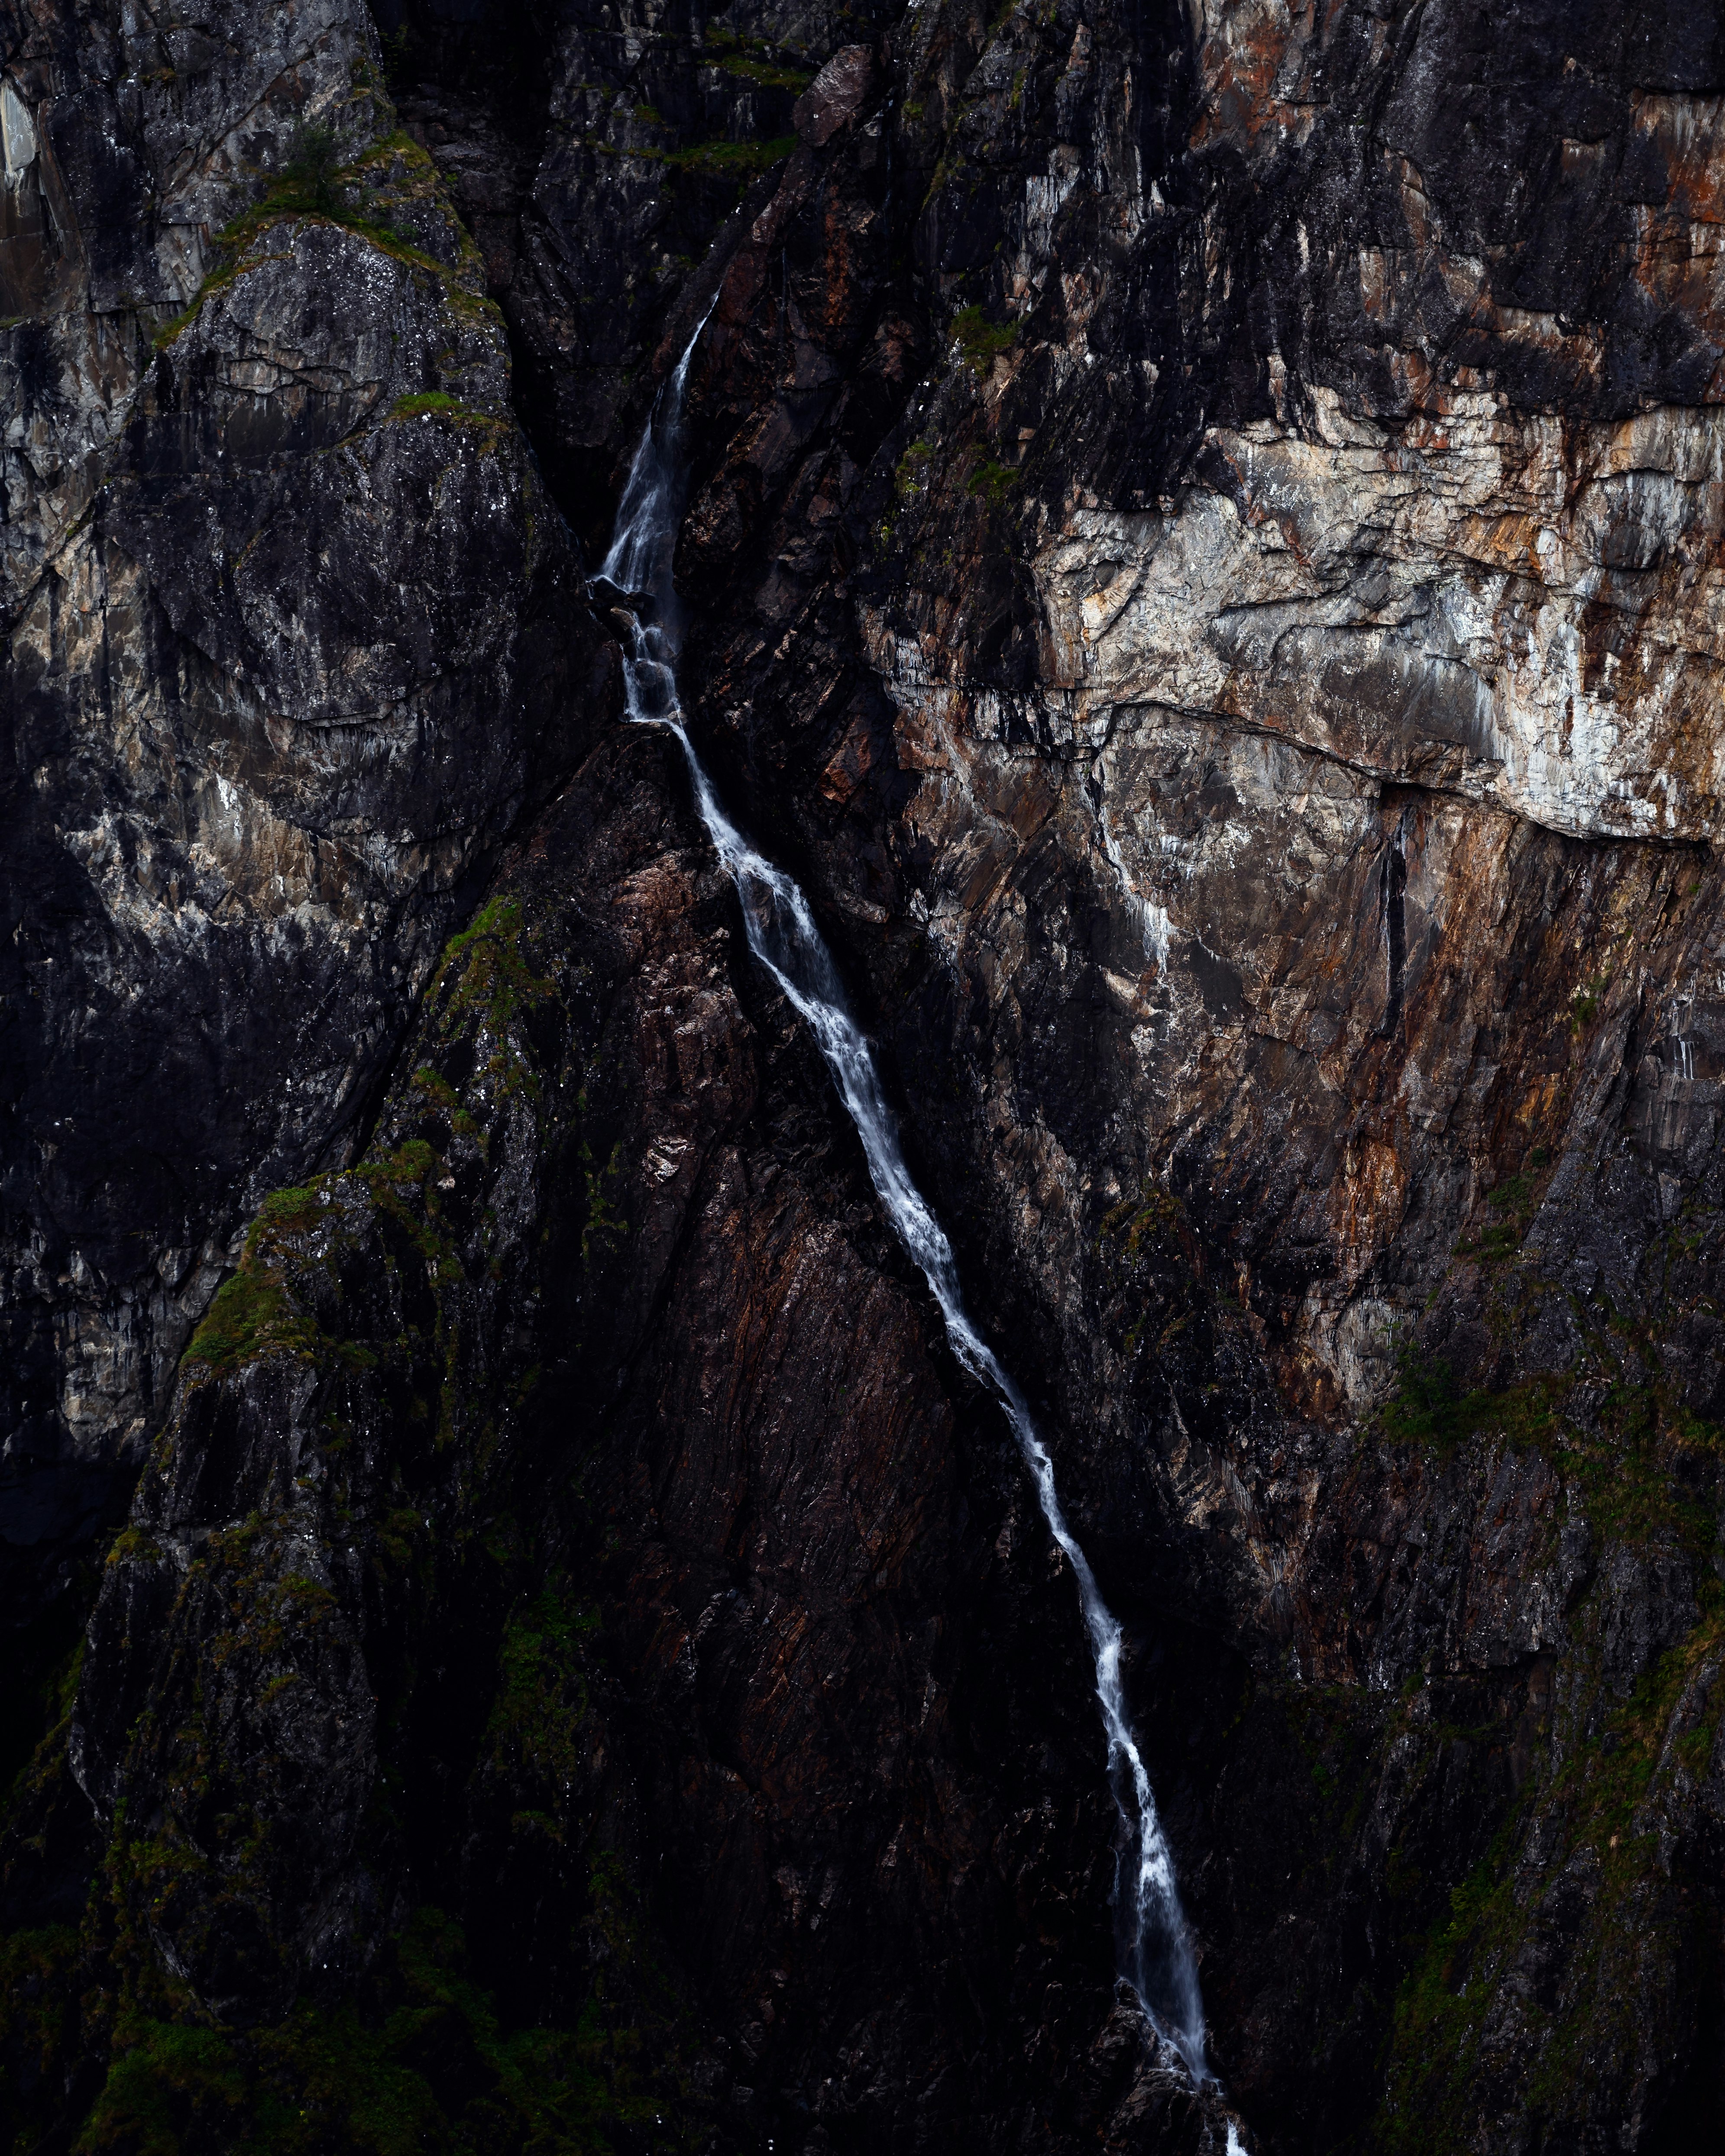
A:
6 0 1725 2152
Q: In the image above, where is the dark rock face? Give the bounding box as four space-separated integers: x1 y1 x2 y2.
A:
30 727 1185 2151
0 5 608 1613
7 0 1725 2152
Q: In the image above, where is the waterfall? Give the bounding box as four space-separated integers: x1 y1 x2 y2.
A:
599 308 1215 2087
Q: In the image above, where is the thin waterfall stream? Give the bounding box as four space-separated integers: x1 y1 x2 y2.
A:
598 309 1235 2117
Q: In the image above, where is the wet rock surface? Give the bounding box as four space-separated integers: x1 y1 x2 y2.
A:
6 0 1725 2152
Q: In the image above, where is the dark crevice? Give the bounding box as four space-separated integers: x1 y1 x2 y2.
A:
1379 815 1408 1042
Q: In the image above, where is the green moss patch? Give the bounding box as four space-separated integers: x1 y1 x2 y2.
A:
1099 1185 1188 1254
389 390 461 419
1374 1345 1559 1455
715 50 815 91
895 438 934 498
665 134 796 177
429 894 561 1109
703 25 814 89
387 391 509 433
184 1261 320 1377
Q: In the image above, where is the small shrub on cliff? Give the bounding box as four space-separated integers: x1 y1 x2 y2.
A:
1454 1173 1534 1264
278 123 343 216
968 454 1019 506
380 23 415 90
951 303 1016 375
1098 1185 1186 1257
1378 1345 1468 1446
896 438 934 497
1569 973 1609 1031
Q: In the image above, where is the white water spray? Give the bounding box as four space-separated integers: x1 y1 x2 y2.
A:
599 307 1212 2084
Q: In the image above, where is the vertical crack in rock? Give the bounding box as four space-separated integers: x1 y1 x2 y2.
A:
1379 810 1408 1043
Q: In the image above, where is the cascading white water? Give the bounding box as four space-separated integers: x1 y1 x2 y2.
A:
600 307 1212 2083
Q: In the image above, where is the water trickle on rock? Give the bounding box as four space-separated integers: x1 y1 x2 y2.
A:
601 307 1216 2088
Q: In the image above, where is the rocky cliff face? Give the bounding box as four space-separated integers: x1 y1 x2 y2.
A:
4 1 1725 2152
0 0 609 1624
